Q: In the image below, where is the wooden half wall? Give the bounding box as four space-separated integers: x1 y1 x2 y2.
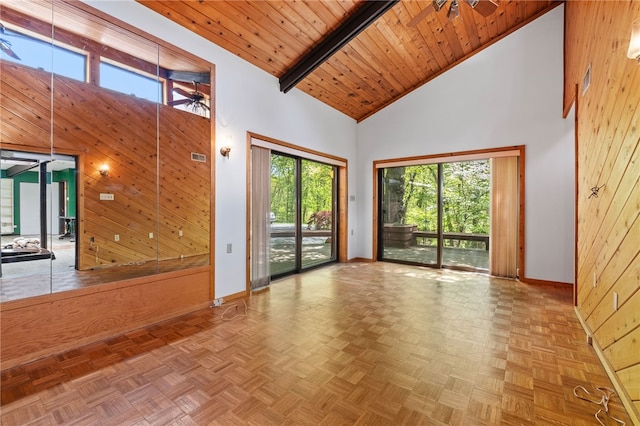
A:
564 1 640 421
0 268 212 369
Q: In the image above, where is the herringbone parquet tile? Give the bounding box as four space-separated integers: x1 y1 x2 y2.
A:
0 263 633 425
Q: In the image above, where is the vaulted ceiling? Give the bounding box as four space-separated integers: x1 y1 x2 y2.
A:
138 0 561 121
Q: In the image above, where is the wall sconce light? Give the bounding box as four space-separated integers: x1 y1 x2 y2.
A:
628 18 640 63
99 164 109 177
220 146 231 158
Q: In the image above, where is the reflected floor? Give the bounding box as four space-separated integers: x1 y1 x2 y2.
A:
0 245 209 302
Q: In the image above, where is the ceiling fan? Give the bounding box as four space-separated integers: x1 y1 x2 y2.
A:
168 81 210 113
0 23 22 60
165 70 211 114
407 0 499 26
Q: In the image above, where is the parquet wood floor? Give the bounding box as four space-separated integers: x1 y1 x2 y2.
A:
0 262 632 425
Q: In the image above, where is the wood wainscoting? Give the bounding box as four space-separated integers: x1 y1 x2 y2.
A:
0 268 212 370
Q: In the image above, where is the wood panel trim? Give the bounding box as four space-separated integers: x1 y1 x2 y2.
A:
574 83 579 306
348 257 374 263
520 277 572 287
209 65 216 302
247 132 348 166
575 307 640 426
372 160 379 261
562 8 575 119
518 146 526 280
245 131 252 294
220 289 248 302
372 145 523 168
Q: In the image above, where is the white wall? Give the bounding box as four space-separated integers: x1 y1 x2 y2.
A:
356 5 575 284
85 1 358 298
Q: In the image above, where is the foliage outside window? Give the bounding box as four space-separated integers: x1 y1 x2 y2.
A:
270 155 335 227
383 160 490 249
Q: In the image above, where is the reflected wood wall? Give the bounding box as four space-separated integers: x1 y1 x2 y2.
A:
0 62 211 269
564 1 640 421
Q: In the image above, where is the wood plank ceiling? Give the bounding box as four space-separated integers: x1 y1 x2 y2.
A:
138 0 561 122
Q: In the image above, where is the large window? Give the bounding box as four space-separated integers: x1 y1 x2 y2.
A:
99 61 161 103
379 159 491 272
376 150 522 277
0 27 86 81
270 153 337 278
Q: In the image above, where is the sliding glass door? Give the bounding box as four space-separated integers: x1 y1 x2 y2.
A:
269 154 297 276
379 159 491 272
441 160 490 270
380 163 440 266
270 152 337 278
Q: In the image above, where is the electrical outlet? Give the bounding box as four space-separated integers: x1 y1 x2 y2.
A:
613 292 618 311
593 272 597 288
114 234 119 242
99 193 114 201
212 298 224 307
178 229 183 237
149 232 154 239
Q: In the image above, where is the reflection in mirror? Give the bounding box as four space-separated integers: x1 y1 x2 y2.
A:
0 151 77 298
1 1 212 302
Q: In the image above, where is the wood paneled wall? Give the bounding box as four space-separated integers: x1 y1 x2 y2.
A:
0 268 211 369
0 62 211 270
564 1 640 421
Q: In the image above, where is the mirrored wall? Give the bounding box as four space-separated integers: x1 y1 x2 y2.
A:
0 1 213 301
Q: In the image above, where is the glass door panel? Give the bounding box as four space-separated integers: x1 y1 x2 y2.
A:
268 153 338 278
379 160 491 272
269 153 297 277
301 160 336 269
441 160 490 270
380 164 439 265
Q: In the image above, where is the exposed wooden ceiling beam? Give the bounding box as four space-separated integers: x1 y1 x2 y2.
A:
279 0 399 93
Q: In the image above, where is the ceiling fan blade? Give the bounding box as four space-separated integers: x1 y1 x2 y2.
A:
168 99 192 107
407 3 436 27
194 102 210 111
467 0 498 17
0 39 20 60
172 87 192 98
